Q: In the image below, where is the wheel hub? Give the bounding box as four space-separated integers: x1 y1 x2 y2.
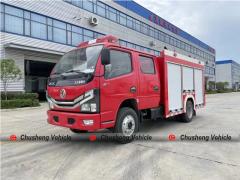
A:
122 115 135 136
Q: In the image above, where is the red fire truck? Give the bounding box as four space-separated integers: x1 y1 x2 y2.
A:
47 35 205 143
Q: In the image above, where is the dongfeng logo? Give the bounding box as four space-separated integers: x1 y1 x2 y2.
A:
60 89 66 99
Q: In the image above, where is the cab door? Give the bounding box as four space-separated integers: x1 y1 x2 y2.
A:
100 48 138 123
138 55 160 109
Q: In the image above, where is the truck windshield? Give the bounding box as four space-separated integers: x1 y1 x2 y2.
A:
52 45 103 75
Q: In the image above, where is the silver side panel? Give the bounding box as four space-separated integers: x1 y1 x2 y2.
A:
167 63 183 111
183 66 194 91
194 69 204 104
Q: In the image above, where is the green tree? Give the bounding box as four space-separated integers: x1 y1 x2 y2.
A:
216 81 230 90
216 82 225 90
1 59 22 100
223 81 229 89
208 81 215 90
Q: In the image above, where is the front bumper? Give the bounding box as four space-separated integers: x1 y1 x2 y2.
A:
47 110 100 131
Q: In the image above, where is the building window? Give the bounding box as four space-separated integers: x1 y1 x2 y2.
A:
141 23 148 35
72 25 82 34
30 13 47 39
119 40 127 47
1 13 4 31
119 13 126 26
165 35 170 44
149 27 154 37
47 18 53 26
193 47 197 54
31 13 46 23
53 28 66 44
1 3 4 13
24 20 30 36
24 11 30 19
154 51 160 56
83 0 93 12
53 20 66 29
154 30 159 39
5 14 23 34
135 20 141 32
48 26 53 40
71 0 81 7
5 5 23 17
127 16 133 28
52 20 66 43
96 1 106 17
180 42 185 50
72 32 83 46
83 29 93 41
170 37 174 46
108 7 117 22
31 21 47 39
67 24 71 31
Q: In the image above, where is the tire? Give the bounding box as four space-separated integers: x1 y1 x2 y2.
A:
70 128 88 133
114 107 139 144
180 100 194 123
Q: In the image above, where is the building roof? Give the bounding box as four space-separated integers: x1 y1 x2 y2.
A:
114 0 215 54
216 60 240 66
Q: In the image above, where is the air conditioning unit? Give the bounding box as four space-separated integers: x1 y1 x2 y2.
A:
149 41 156 47
89 17 98 26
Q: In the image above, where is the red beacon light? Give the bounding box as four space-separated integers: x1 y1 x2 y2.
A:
78 35 118 48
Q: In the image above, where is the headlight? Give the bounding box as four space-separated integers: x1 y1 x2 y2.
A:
80 89 99 113
48 101 54 109
46 91 54 109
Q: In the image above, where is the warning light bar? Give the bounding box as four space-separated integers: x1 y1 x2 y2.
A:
78 35 118 47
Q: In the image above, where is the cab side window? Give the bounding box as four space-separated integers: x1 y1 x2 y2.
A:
105 50 132 79
139 56 155 74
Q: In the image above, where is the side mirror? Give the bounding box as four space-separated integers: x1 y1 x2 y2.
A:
101 48 110 65
105 64 112 73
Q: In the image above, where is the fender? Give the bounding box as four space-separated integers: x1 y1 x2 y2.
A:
114 98 139 121
183 94 196 113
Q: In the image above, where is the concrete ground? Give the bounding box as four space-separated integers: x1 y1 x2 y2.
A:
1 93 240 180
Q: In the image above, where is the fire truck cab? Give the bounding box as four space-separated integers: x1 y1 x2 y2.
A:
47 35 205 143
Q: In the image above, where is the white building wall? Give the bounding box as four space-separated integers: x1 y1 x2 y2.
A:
232 62 240 86
216 63 232 88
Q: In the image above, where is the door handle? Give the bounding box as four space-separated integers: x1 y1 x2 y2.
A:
130 86 136 93
153 86 159 91
103 82 109 87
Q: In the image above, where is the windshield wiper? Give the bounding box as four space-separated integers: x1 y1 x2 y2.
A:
65 69 87 74
51 72 61 75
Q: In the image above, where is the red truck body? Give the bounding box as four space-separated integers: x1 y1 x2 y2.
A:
47 35 205 139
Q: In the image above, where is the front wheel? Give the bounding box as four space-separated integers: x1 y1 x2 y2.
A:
180 100 194 123
114 107 139 143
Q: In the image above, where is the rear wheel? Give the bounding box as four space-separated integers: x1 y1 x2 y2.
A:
114 107 139 143
180 100 194 123
70 129 88 133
